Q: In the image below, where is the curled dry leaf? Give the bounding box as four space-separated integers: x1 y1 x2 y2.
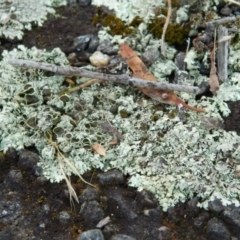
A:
119 43 205 112
92 143 106 156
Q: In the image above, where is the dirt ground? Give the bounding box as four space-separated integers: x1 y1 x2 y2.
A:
1 2 240 240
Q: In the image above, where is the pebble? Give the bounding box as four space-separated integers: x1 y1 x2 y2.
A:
110 234 136 240
18 149 40 169
74 34 92 52
89 51 110 67
106 187 138 220
97 40 117 55
187 197 200 216
98 170 125 186
221 207 240 236
79 0 92 6
206 217 231 240
78 229 105 240
220 6 232 16
136 190 158 208
78 187 100 203
193 212 210 229
80 200 105 225
141 48 160 66
59 211 71 223
88 35 99 53
158 226 172 240
208 198 225 213
4 169 23 190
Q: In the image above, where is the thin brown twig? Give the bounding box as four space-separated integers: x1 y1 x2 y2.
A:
64 79 104 94
8 58 202 94
161 0 172 57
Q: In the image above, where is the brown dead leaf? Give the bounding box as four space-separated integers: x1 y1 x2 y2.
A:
92 143 106 156
119 43 205 112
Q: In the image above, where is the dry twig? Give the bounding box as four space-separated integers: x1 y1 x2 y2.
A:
161 0 172 57
8 58 202 94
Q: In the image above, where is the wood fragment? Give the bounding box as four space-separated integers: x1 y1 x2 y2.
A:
8 58 202 94
217 25 229 82
161 0 172 57
119 43 205 112
209 48 219 94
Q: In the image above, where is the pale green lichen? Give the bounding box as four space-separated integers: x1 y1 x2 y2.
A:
0 0 67 40
1 45 240 211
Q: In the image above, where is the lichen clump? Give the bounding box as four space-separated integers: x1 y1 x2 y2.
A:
2 45 240 211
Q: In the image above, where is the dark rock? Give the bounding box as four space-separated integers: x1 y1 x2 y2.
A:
80 200 104 225
143 207 164 223
0 199 22 224
208 198 225 213
174 52 186 70
77 229 105 240
74 34 92 52
88 35 99 53
42 204 50 214
158 226 172 240
187 197 200 216
4 169 23 189
78 187 99 203
36 176 48 184
141 48 160 67
0 231 12 240
59 211 71 223
221 207 240 236
32 165 43 176
193 211 210 229
98 170 125 186
206 217 231 240
18 149 40 169
79 0 92 6
102 223 119 238
110 234 136 240
106 188 138 220
97 40 117 55
220 7 232 16
5 147 18 163
167 207 180 223
136 190 158 208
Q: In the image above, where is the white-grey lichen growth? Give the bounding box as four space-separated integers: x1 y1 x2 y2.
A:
1 45 240 211
0 0 67 40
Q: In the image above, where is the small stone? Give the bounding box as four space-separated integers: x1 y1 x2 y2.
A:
89 51 110 67
4 169 23 189
59 211 71 223
141 48 160 67
74 34 92 52
98 170 125 186
88 36 99 53
106 188 138 220
158 226 172 240
221 208 240 236
136 190 158 208
32 165 43 176
110 234 136 240
97 40 117 55
67 52 77 64
206 217 231 240
78 187 99 203
18 149 40 169
208 198 225 213
193 212 210 229
80 200 104 225
220 7 232 16
79 0 92 6
77 229 105 240
187 197 200 216
143 207 164 222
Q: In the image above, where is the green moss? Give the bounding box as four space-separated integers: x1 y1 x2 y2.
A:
147 16 190 45
92 8 137 37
